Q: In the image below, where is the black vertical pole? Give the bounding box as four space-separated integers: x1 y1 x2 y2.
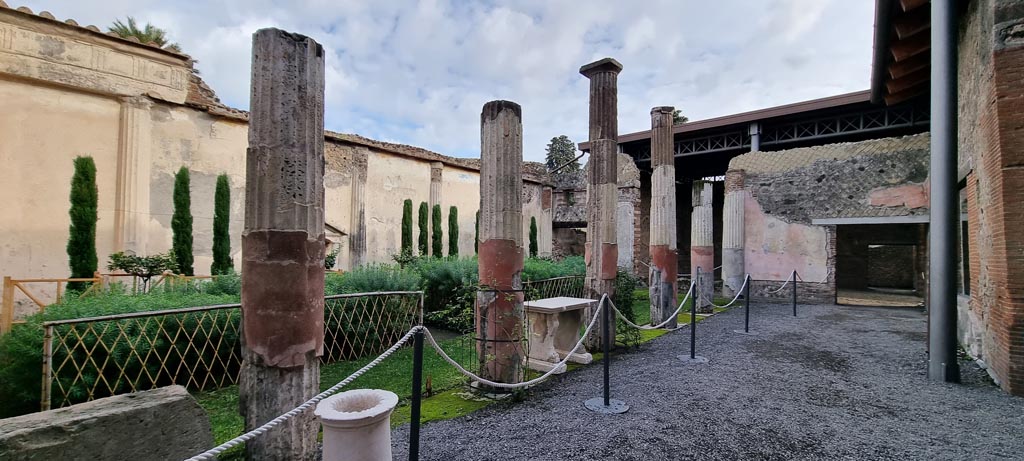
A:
409 329 424 461
744 275 751 333
691 267 699 359
603 296 611 406
792 270 797 317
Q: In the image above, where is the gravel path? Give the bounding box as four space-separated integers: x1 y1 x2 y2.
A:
391 302 1024 460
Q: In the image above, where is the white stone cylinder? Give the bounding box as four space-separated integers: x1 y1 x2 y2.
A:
315 389 399 461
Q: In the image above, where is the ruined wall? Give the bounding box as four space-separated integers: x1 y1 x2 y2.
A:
955 0 1024 394
728 133 931 304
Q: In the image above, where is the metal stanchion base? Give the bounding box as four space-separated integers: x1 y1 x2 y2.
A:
732 329 758 335
584 397 629 414
678 355 709 364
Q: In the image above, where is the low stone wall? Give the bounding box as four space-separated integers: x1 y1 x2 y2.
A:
0 386 212 461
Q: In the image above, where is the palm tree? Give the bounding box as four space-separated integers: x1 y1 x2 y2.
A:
109 17 182 53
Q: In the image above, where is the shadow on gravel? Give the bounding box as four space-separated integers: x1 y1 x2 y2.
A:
745 333 851 374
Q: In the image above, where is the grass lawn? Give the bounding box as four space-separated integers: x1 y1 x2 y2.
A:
195 288 740 459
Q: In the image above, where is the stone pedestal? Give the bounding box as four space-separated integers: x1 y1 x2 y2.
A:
525 297 595 374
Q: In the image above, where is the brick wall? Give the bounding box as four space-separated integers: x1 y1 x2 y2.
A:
867 245 916 288
955 0 1024 395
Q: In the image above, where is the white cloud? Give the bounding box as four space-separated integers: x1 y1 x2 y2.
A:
19 0 874 161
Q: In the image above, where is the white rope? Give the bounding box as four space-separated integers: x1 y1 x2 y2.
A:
423 295 606 389
612 280 696 330
765 271 796 294
184 326 421 461
795 268 830 284
697 275 750 309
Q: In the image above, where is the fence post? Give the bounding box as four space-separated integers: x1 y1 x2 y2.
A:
792 270 797 317
41 324 54 411
409 327 424 461
2 276 13 335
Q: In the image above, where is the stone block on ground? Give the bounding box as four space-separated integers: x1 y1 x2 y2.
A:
0 385 213 461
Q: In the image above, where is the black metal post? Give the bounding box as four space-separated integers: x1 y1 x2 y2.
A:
744 275 751 333
928 0 960 383
584 297 629 413
603 295 611 406
409 329 424 461
691 267 699 359
791 270 797 317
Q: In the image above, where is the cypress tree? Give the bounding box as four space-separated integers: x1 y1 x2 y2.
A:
448 206 459 258
431 204 443 257
210 174 232 275
171 166 194 275
401 199 413 254
529 216 539 258
418 202 429 256
67 156 98 291
475 210 480 254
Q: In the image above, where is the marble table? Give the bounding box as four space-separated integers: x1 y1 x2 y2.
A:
524 296 595 374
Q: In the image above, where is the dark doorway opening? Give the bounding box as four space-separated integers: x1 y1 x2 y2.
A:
836 223 926 307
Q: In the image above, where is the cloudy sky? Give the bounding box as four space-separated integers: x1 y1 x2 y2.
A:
22 0 875 162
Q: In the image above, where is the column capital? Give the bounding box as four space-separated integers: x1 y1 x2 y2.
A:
579 57 623 77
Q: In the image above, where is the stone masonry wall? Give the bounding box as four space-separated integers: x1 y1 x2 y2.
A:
729 133 931 305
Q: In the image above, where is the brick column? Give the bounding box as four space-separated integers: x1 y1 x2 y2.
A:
691 180 714 313
649 106 677 328
580 58 622 348
476 100 525 385
722 170 746 298
239 28 325 461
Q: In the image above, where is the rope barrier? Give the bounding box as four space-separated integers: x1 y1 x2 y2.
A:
795 269 830 284
423 295 607 389
764 271 796 294
184 326 422 461
697 275 750 309
611 280 696 330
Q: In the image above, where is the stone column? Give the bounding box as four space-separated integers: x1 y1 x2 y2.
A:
240 28 325 461
113 96 153 255
580 58 622 348
722 169 746 298
348 148 368 268
649 106 677 328
617 152 640 273
691 180 714 313
540 186 554 257
429 163 443 212
476 100 525 385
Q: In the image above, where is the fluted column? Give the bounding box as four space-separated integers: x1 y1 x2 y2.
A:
113 96 153 255
476 100 525 386
722 170 746 298
649 106 677 328
581 58 622 348
240 28 325 461
691 180 714 313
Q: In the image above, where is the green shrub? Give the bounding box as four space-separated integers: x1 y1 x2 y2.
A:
614 269 642 348
431 205 443 258
210 174 232 275
418 202 429 256
171 167 194 275
0 290 239 418
401 199 413 254
529 217 538 258
448 206 459 258
522 256 584 281
67 156 98 291
324 264 421 295
412 257 479 331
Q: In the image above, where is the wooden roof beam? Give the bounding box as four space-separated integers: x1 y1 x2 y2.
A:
886 68 930 94
900 0 929 12
889 53 929 79
884 81 929 105
893 7 930 39
890 33 931 62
